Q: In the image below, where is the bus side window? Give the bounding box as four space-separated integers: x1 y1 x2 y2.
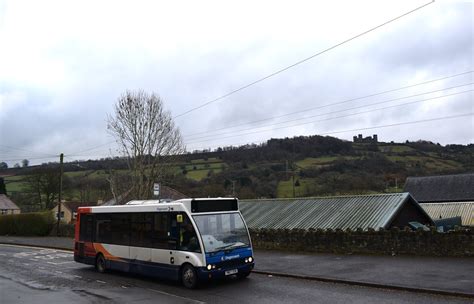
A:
152 213 169 249
130 213 153 248
79 214 93 242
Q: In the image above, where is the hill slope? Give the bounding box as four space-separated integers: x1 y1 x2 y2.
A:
1 135 473 211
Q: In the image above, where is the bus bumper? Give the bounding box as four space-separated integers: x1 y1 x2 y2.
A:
74 254 95 266
196 262 254 282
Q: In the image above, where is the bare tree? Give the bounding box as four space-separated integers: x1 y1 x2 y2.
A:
108 90 184 200
24 167 60 210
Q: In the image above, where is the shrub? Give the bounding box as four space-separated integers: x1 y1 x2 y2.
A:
49 223 75 237
0 211 55 236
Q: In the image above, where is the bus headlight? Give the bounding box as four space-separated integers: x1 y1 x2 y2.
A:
207 264 212 271
248 257 253 263
245 258 248 263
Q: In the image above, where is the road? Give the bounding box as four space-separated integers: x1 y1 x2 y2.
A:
0 244 470 304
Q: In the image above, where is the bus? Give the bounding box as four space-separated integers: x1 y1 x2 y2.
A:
74 198 254 288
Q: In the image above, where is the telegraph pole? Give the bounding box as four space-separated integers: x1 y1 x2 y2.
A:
292 174 296 198
56 153 64 236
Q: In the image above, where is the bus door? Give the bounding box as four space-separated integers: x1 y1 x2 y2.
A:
171 213 202 267
150 213 201 274
150 212 178 278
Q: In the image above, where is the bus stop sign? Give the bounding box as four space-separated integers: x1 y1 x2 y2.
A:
153 183 160 196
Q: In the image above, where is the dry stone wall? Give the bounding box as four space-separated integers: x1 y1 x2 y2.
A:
249 227 473 257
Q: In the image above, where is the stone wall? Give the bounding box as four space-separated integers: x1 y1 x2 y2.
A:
249 227 474 257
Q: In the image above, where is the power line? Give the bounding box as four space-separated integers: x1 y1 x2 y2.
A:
0 144 57 158
173 0 435 119
65 140 117 156
318 113 473 136
183 70 473 138
0 155 59 162
184 90 472 145
185 85 473 142
186 113 473 150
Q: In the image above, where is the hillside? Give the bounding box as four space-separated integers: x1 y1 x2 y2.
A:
1 135 473 211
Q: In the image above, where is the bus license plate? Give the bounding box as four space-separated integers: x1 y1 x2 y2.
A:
225 269 238 276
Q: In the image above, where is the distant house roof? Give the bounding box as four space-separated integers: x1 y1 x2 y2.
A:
62 201 97 213
102 186 188 206
420 202 474 226
0 194 20 210
404 173 474 203
160 186 189 201
240 193 433 230
102 188 133 206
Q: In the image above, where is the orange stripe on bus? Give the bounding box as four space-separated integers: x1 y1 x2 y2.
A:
93 243 122 261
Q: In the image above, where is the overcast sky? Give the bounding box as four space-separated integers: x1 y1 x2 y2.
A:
0 0 472 166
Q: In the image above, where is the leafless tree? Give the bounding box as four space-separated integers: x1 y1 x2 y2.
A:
107 90 184 200
24 167 60 210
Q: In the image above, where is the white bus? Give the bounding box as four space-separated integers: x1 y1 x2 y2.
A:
74 198 254 288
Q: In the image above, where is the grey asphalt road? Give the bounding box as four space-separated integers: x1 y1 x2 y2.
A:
255 250 474 295
0 244 471 304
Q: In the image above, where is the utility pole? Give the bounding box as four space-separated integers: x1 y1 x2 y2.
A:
56 153 64 236
292 174 296 198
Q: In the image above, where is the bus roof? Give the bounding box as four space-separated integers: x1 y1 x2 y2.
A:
78 198 239 214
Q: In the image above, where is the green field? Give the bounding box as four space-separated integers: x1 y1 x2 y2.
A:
277 178 316 198
379 145 414 153
177 158 228 181
185 168 223 181
190 157 221 164
296 156 359 168
2 175 27 192
386 155 462 171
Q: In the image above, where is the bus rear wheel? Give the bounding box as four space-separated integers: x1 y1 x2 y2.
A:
95 254 107 273
181 264 198 289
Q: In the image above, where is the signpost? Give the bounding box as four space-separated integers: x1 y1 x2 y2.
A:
153 183 160 198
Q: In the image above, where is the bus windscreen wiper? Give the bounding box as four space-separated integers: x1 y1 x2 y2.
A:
213 242 246 252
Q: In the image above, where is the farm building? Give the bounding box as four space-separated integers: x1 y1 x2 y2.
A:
420 202 473 227
404 173 474 203
239 193 433 230
51 201 97 224
0 194 21 215
404 173 474 228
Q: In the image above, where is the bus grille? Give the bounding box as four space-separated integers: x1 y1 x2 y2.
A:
216 258 246 269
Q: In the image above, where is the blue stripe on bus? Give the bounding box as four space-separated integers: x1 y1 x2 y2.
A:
108 258 181 281
205 246 253 264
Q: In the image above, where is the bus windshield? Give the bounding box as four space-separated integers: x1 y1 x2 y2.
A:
193 213 250 253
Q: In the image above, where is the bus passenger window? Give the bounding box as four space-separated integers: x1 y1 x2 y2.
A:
152 213 169 249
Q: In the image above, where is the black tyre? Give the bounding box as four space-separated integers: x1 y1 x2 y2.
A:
181 264 198 289
95 254 106 273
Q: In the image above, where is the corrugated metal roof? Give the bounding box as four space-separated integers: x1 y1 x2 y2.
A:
420 202 474 226
240 193 413 230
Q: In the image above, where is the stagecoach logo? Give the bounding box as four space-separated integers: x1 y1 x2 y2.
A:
221 255 239 261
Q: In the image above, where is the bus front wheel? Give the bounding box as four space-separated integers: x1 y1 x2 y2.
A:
95 254 106 273
181 264 198 289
